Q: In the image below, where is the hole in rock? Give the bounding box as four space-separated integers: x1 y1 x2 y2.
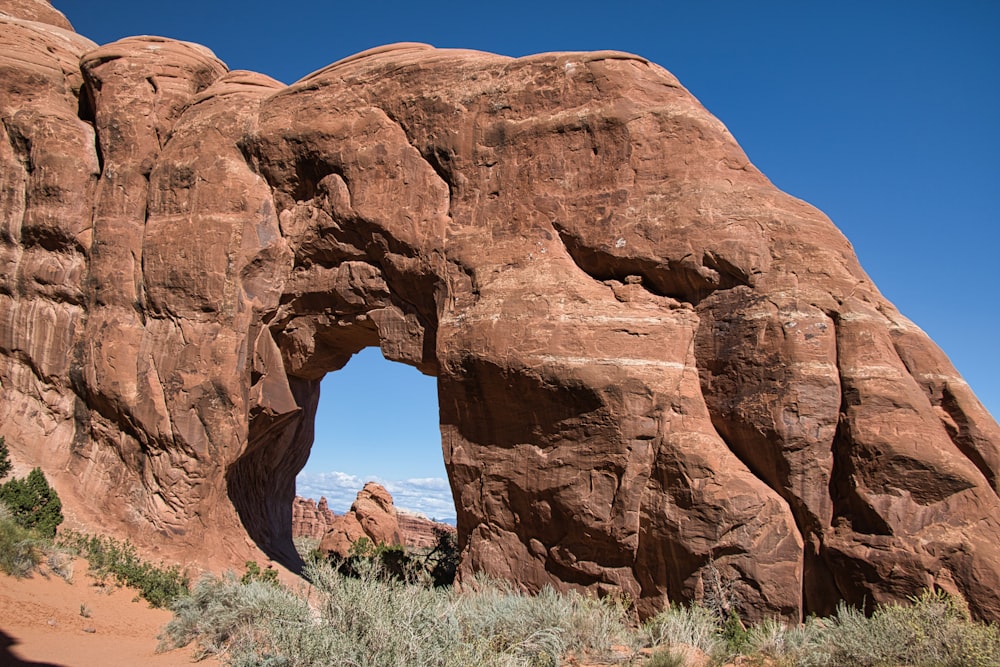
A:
295 345 457 523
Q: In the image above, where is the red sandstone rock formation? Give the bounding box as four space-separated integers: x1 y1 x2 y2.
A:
398 512 455 551
2 0 1000 622
318 482 402 558
291 496 337 541
292 493 453 550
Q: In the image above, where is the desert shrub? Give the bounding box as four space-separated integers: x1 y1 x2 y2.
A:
426 526 460 587
160 554 1000 667
641 603 836 666
0 503 43 577
0 436 12 480
164 557 630 667
292 535 320 562
452 578 630 664
59 531 189 607
160 572 315 660
307 557 479 666
641 602 724 658
0 467 63 537
704 590 1000 667
734 616 834 667
643 649 685 667
824 589 1000 667
45 548 76 581
312 561 628 665
241 560 280 586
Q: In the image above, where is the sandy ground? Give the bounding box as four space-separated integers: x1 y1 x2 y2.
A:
0 558 220 667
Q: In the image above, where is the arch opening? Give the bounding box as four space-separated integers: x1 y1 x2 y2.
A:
297 346 455 520
231 327 454 570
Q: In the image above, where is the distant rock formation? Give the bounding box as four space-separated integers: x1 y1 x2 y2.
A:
398 512 454 550
317 482 402 558
2 0 1000 622
291 496 336 541
293 490 454 551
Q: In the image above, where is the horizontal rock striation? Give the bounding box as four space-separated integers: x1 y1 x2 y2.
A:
2 0 999 621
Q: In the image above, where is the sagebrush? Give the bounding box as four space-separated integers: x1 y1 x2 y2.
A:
162 558 630 666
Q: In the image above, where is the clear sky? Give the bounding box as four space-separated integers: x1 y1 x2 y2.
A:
52 1 999 520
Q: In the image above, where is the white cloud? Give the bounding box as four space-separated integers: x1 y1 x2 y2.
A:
296 471 456 523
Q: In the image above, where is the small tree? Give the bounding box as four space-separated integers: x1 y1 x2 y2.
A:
426 527 459 587
0 436 11 480
0 467 64 538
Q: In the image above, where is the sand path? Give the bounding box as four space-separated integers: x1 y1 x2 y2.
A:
0 559 220 666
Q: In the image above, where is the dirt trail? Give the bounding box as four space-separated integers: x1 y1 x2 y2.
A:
0 559 219 666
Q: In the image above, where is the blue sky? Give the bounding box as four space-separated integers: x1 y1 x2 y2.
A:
54 1 999 519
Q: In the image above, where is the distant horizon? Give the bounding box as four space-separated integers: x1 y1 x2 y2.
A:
296 490 458 526
296 464 456 523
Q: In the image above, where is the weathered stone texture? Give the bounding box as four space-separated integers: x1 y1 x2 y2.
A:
2 1 1000 621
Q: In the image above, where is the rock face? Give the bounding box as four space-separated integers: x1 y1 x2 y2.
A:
317 482 402 558
2 0 1000 622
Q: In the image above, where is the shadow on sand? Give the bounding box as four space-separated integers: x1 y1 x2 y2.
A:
0 628 66 666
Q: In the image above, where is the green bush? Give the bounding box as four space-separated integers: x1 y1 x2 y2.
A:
0 467 63 538
0 504 43 577
0 436 12 480
331 529 460 588
241 560 280 586
59 531 189 608
426 526 459 587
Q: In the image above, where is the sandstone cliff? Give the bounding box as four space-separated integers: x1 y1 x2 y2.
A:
2 0 1000 622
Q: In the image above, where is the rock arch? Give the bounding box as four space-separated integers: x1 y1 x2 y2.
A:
2 4 1000 622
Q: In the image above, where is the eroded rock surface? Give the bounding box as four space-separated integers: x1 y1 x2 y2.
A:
2 0 1000 622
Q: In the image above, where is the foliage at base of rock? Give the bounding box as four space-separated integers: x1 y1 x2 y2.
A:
0 504 43 577
162 560 630 667
0 467 63 538
0 437 11 480
58 532 189 608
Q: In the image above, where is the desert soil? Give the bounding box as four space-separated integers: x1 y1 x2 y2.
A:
0 558 219 667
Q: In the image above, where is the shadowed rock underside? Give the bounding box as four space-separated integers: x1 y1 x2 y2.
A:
2 0 999 622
